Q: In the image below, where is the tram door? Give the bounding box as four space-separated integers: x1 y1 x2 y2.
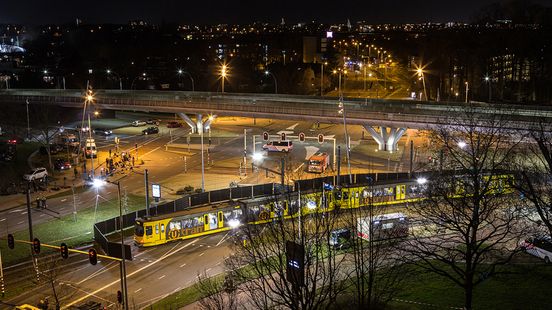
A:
395 185 406 200
218 211 224 228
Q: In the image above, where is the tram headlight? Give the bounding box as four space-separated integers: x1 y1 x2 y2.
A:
228 219 241 228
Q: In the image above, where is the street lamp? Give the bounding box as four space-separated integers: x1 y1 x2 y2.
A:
130 72 147 91
457 141 467 149
465 81 469 103
264 71 278 94
106 69 123 90
416 67 427 101
220 64 228 93
320 61 327 96
177 69 195 91
93 178 129 310
485 76 492 102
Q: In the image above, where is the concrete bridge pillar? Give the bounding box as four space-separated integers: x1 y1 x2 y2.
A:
196 114 204 134
363 125 406 152
178 113 196 133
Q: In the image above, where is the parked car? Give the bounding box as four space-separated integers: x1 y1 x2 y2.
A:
142 126 159 135
23 167 48 181
132 120 147 127
54 158 72 170
520 235 552 263
146 119 161 125
93 128 113 136
166 121 182 128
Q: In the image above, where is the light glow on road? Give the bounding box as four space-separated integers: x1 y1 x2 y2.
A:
228 219 241 228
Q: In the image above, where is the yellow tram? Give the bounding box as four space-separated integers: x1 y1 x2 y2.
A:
134 174 514 247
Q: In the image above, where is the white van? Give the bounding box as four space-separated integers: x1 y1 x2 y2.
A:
85 138 97 158
262 140 293 152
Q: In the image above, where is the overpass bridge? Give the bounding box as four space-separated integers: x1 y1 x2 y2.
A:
1 89 550 151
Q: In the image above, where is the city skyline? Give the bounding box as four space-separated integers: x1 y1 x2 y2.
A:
2 0 552 25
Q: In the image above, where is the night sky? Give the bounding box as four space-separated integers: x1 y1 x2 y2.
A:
2 0 552 25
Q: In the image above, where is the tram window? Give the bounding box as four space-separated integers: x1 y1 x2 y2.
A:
343 191 349 200
145 226 152 236
155 225 159 234
161 224 165 233
218 212 223 222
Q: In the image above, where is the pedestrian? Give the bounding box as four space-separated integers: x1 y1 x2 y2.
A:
132 156 135 167
106 157 109 167
74 167 78 179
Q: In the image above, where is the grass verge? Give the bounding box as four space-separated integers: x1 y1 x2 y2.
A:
1 193 145 266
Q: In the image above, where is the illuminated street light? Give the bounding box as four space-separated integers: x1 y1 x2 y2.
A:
264 70 278 94
220 64 228 93
417 177 428 185
177 69 195 91
106 69 123 90
458 141 467 149
252 152 264 162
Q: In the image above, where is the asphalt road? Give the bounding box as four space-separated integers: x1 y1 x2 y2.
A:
1 115 423 308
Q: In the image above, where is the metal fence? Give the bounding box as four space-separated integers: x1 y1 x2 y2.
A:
92 182 281 257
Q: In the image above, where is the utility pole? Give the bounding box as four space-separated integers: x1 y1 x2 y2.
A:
144 169 150 217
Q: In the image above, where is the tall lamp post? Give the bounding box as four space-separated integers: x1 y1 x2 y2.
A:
320 61 327 96
485 76 492 102
264 71 278 94
106 69 123 90
417 67 427 101
93 179 129 310
26 98 31 140
465 81 469 103
177 69 195 91
220 64 228 93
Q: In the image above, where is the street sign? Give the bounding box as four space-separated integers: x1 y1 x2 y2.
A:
299 132 305 142
286 241 305 287
152 184 161 199
263 132 269 141
318 134 324 144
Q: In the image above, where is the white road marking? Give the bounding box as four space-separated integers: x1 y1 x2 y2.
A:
62 238 202 309
304 146 320 160
216 232 229 247
286 123 299 130
179 263 187 268
17 221 24 225
40 214 45 217
20 212 27 215
199 252 205 257
206 268 212 273
135 288 143 293
294 163 305 173
141 146 162 158
9 209 23 213
0 218 5 222
158 275 166 280
61 198 67 202
277 130 294 136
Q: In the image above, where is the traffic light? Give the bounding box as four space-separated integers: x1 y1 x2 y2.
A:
60 243 69 259
262 132 269 141
299 132 305 142
32 238 41 255
7 234 14 249
318 134 324 144
117 290 123 304
281 132 286 141
88 248 98 265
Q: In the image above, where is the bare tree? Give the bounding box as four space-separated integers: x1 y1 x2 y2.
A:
224 189 346 310
405 109 524 310
196 270 238 310
514 121 552 237
343 184 410 309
